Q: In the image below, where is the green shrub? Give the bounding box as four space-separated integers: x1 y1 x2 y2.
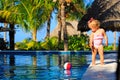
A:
68 34 90 51
104 45 118 51
15 42 27 50
40 37 58 50
15 34 91 51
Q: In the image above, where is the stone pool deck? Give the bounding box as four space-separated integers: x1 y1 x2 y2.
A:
82 53 117 80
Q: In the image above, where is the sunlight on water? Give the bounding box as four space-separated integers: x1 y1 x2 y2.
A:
0 51 90 80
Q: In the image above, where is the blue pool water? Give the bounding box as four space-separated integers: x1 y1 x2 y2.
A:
0 51 91 80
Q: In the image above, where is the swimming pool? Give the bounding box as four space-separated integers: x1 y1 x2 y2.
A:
0 51 91 80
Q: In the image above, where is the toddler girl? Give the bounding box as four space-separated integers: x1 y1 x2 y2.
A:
88 18 108 66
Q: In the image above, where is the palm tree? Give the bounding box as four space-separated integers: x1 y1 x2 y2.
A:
65 0 86 21
14 0 55 41
45 0 57 39
113 31 116 50
15 0 43 41
59 0 86 51
0 0 18 50
60 0 68 51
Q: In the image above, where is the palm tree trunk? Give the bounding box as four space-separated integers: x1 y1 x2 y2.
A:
32 28 37 41
46 17 50 38
113 31 116 50
58 12 62 49
9 23 15 50
57 1 63 50
60 0 68 51
4 23 8 42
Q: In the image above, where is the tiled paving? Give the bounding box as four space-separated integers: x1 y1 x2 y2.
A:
82 53 117 80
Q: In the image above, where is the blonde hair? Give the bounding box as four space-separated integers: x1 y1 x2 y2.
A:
88 19 100 28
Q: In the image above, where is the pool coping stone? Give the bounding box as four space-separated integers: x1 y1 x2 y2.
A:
81 53 117 80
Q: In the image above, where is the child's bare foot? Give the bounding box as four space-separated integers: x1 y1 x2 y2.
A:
91 63 96 66
100 63 105 65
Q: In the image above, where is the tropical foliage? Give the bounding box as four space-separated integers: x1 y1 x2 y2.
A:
15 34 117 51
65 0 86 20
15 34 90 50
68 34 90 51
104 44 118 51
0 0 88 50
1 0 117 51
40 37 59 50
15 0 56 41
15 38 41 50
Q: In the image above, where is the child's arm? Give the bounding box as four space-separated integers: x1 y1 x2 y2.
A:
89 33 94 49
102 29 108 46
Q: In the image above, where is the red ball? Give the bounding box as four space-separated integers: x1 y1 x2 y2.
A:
64 62 72 70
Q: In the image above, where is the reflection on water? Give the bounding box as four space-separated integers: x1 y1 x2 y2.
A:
0 51 90 80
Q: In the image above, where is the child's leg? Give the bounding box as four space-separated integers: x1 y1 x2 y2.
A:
98 45 104 65
92 48 97 65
